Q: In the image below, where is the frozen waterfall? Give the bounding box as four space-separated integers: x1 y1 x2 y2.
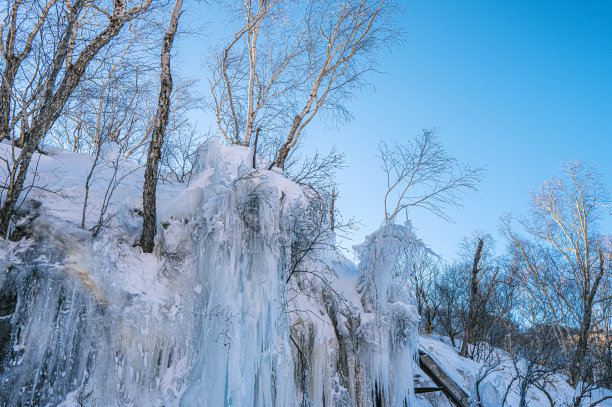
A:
0 140 420 406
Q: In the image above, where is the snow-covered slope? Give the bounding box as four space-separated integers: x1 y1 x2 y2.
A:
415 335 612 407
0 139 420 406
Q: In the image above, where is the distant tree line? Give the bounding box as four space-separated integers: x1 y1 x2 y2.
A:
413 161 612 406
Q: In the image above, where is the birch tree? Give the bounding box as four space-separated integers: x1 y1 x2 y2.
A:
274 0 401 169
504 161 612 390
47 30 149 158
0 1 58 143
209 0 300 147
379 129 484 223
210 0 402 169
140 0 182 253
458 237 503 359
0 0 155 237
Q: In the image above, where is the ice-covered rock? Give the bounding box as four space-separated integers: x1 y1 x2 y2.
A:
178 140 297 406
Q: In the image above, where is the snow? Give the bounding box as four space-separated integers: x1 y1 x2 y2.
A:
99 140 121 162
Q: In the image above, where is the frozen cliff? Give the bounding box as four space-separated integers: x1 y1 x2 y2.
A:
0 139 420 406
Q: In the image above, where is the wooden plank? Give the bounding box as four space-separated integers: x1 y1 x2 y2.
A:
414 386 443 394
418 349 470 407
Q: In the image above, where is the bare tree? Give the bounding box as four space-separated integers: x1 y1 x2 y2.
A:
90 152 137 237
155 78 201 177
411 249 440 334
160 127 205 183
471 348 503 406
208 0 299 147
284 179 357 286
0 1 57 142
274 0 402 169
428 233 506 359
140 0 182 253
47 34 150 158
284 148 345 201
209 0 402 169
435 266 464 347
380 129 484 223
460 237 486 358
80 137 138 236
501 324 562 407
81 141 105 229
0 0 155 237
46 13 199 167
504 161 612 391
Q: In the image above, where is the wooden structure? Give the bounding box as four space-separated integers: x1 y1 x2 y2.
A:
416 348 470 407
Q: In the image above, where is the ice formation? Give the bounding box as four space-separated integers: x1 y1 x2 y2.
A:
353 222 422 406
0 139 421 406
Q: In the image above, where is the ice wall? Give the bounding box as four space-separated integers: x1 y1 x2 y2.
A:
0 140 298 406
0 208 193 406
177 140 296 406
286 222 421 407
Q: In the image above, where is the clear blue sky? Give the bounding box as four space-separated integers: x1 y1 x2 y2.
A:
178 1 612 260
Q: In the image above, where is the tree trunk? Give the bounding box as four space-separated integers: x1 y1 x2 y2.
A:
275 83 320 170
569 305 591 387
242 5 262 147
251 127 260 169
569 249 605 387
274 116 300 170
330 188 336 232
459 238 483 358
0 61 18 142
0 0 53 142
0 0 85 235
139 0 182 253
423 303 433 334
0 140 36 233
